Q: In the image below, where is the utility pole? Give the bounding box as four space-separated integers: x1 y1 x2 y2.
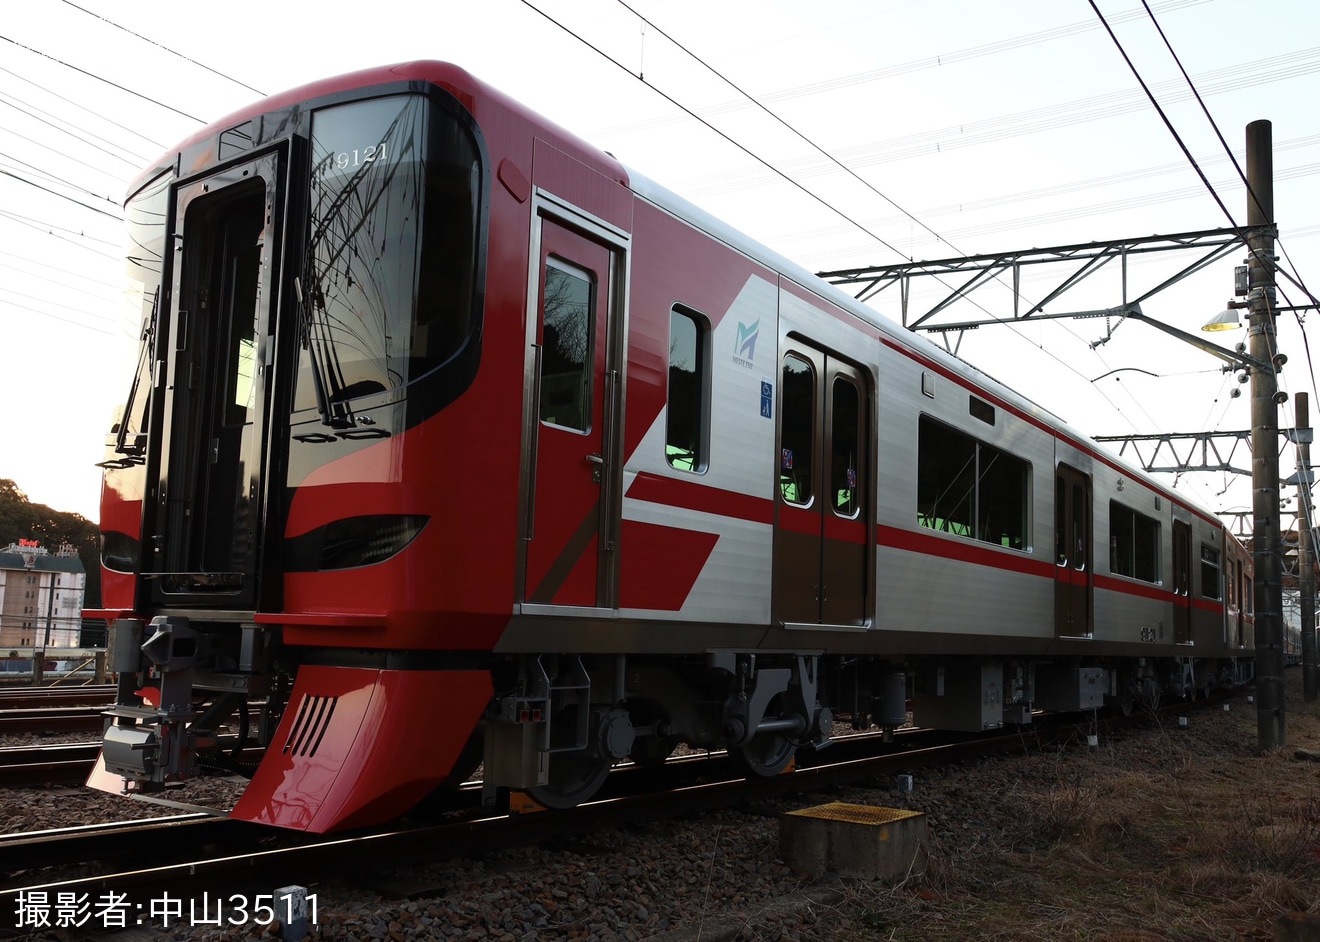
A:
1297 393 1317 701
1247 119 1285 750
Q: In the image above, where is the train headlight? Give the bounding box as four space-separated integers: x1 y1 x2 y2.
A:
287 514 429 571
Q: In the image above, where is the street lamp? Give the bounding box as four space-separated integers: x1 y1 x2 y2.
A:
1202 305 1244 332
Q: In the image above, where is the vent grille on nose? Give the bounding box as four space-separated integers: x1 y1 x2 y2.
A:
282 694 338 758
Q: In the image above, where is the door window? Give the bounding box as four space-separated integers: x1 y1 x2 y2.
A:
539 260 594 431
780 354 815 505
830 377 861 518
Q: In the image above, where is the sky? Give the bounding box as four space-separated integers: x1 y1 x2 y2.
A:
2 0 1318 533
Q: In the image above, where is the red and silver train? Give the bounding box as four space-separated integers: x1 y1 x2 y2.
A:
87 61 1255 832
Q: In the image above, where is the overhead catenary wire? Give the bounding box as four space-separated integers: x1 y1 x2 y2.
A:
57 0 266 98
1139 0 1320 369
0 87 154 166
0 62 169 152
516 0 1151 430
1135 0 1319 524
0 34 206 124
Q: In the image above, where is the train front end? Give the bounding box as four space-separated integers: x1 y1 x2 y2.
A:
88 64 509 832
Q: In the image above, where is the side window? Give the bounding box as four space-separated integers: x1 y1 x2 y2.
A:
1109 501 1160 582
665 307 708 471
830 377 861 517
539 260 594 431
1071 483 1086 569
780 354 815 505
917 415 1029 548
1200 543 1222 599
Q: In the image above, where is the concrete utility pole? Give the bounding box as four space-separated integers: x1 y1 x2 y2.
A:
1298 393 1317 702
1247 119 1286 750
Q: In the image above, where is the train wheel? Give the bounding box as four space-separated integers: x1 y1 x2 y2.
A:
730 731 796 777
528 705 611 809
1143 680 1163 713
1117 690 1136 716
529 750 611 809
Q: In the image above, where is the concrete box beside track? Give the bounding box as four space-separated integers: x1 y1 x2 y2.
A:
780 802 928 880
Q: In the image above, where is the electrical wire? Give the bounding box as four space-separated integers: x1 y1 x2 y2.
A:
0 87 152 165
0 33 205 123
0 170 122 219
1138 0 1320 504
518 0 1142 429
0 62 168 151
57 0 265 98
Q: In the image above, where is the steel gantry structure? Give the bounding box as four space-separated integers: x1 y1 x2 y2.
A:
818 225 1273 372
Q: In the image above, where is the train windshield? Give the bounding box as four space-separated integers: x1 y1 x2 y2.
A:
296 93 482 421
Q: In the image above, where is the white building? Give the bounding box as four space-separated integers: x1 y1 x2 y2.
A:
0 540 86 650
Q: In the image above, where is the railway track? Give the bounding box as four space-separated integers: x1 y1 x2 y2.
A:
0 706 105 737
0 692 1234 939
0 687 115 740
0 743 100 788
0 734 1001 917
0 702 1180 920
0 687 114 710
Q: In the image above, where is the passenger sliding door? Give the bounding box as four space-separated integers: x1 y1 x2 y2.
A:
1172 520 1193 644
149 153 281 608
1054 463 1093 637
773 344 870 627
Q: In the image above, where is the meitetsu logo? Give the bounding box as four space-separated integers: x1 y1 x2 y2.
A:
733 319 759 369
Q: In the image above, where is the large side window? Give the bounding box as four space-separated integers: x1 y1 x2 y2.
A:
1109 501 1160 582
917 415 1029 548
666 307 708 471
1200 543 1222 599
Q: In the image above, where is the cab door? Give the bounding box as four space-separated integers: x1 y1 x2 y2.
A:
522 216 622 607
149 153 281 608
773 344 870 627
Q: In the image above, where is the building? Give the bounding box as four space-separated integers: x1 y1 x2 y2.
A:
0 540 87 651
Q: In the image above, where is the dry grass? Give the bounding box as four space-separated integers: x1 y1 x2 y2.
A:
824 671 1320 942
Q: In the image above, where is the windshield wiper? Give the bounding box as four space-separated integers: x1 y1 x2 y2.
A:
98 288 158 468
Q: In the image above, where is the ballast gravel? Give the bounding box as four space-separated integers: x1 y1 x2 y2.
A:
4 679 1313 942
